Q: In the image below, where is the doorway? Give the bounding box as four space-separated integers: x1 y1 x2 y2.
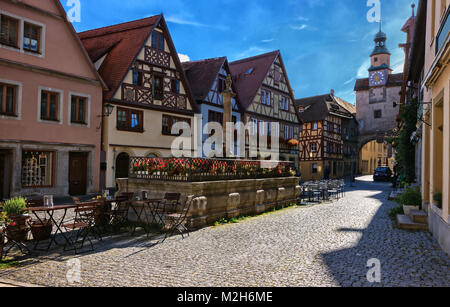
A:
69 152 88 196
0 150 11 200
115 152 130 181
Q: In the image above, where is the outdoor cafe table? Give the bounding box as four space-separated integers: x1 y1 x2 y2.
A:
27 204 78 251
129 199 164 236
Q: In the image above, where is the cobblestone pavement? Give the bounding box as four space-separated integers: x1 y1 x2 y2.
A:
1 177 449 287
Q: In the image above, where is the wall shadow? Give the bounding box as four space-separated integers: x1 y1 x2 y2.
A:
321 179 450 287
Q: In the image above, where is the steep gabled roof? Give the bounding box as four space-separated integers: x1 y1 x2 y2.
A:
354 73 404 91
48 0 107 89
295 94 354 123
334 96 356 115
78 15 161 100
229 50 280 109
182 57 227 102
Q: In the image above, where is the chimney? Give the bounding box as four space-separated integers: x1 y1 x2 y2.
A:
330 89 335 96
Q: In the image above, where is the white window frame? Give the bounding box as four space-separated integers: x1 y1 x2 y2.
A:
0 10 45 58
38 86 64 125
68 92 91 128
311 142 317 153
0 78 22 120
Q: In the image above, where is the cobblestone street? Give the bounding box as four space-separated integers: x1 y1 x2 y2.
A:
1 177 449 287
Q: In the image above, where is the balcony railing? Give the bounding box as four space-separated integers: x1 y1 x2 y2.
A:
436 8 450 55
129 157 296 182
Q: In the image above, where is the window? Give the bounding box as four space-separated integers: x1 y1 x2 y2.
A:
374 110 382 119
261 90 271 106
23 22 41 53
208 110 223 124
152 31 165 51
40 90 59 121
312 163 318 174
0 83 17 115
311 142 317 153
70 96 87 124
0 15 19 47
132 69 143 86
162 114 191 135
171 79 180 94
281 96 289 111
22 151 53 187
153 75 164 100
265 91 271 106
312 122 318 130
117 108 143 132
217 78 225 93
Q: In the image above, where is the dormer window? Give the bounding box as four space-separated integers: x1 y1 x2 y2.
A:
0 15 19 48
23 22 41 53
152 31 165 51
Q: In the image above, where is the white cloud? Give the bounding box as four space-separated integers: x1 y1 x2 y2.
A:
291 24 308 31
178 53 190 63
261 39 274 43
165 16 208 27
357 59 371 78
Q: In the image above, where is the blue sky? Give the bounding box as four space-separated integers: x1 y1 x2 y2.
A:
63 0 415 103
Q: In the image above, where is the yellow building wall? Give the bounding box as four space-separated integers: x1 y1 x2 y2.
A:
360 140 394 175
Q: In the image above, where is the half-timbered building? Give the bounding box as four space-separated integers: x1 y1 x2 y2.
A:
229 51 302 169
79 15 197 189
182 57 243 157
296 92 355 180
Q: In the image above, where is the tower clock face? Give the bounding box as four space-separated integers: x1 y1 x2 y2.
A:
369 71 387 86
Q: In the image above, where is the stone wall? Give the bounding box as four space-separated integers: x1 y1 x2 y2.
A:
117 177 300 229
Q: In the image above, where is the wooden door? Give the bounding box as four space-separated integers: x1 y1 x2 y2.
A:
115 153 130 181
69 152 88 196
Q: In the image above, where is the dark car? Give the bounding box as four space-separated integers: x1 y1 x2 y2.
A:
373 167 393 182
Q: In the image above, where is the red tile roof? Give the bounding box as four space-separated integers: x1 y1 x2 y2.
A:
182 57 227 102
78 15 161 100
354 73 404 91
296 94 354 122
229 50 280 109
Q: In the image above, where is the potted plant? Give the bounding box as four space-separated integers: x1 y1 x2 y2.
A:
398 187 422 216
3 197 30 243
434 192 442 209
30 219 53 242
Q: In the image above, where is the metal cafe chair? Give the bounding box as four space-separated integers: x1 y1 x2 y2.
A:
62 201 101 254
105 193 134 231
327 181 340 200
162 195 194 242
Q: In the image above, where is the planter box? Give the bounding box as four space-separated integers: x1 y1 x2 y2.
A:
403 205 420 217
117 177 300 229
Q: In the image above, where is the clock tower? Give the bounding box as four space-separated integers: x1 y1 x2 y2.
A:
368 26 392 87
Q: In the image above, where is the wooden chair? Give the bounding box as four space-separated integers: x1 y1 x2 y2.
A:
62 201 101 254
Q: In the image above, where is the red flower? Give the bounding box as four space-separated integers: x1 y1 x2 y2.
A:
10 221 17 227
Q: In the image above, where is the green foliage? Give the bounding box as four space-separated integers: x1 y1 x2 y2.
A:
0 258 20 270
434 192 442 209
397 187 422 208
2 197 27 217
392 99 419 183
0 211 6 225
389 206 404 220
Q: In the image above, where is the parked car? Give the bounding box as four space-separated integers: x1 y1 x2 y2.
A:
373 167 393 182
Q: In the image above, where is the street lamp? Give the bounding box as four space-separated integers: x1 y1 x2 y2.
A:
103 103 115 117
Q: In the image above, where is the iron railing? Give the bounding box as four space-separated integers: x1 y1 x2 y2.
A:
129 157 296 182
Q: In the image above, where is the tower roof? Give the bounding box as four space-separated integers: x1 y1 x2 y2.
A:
371 27 390 56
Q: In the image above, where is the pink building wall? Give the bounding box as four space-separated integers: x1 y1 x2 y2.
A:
0 0 104 197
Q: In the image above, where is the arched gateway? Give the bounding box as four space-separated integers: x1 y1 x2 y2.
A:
354 26 403 174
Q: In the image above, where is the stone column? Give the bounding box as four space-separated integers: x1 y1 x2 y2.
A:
221 74 236 158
